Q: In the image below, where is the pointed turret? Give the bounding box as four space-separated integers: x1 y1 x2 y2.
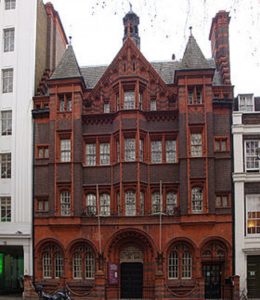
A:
181 32 212 70
50 44 82 80
123 4 140 49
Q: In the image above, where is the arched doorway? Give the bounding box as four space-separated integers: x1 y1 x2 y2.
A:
120 246 143 299
201 240 228 299
106 229 156 299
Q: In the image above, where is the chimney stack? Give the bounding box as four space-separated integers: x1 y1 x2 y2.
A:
209 11 231 85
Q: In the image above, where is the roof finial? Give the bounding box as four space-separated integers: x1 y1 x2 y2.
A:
129 1 133 12
189 26 193 36
68 36 72 45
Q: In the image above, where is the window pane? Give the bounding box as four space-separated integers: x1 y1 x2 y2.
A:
192 187 203 213
100 193 110 216
86 144 96 166
125 138 135 161
1 153 11 178
166 192 177 215
43 252 52 278
166 140 176 163
245 140 259 171
247 195 260 234
139 139 144 161
1 111 12 135
60 139 71 162
104 103 110 113
73 252 82 279
150 99 157 111
100 143 110 165
86 194 96 215
5 0 16 10
168 251 178 279
3 28 14 52
140 192 144 215
124 91 135 110
0 197 11 222
191 133 202 157
2 69 13 93
55 252 63 278
182 250 192 278
125 191 136 216
60 191 71 216
85 248 95 278
152 192 160 214
151 141 162 163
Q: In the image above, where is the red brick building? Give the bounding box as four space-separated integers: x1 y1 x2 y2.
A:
32 9 238 300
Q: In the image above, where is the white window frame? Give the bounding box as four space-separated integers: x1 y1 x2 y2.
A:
3 28 14 52
191 187 203 213
150 99 157 111
1 110 12 136
100 143 110 165
5 0 16 10
2 69 13 93
86 143 96 166
60 191 71 216
244 140 260 172
0 197 11 222
124 91 135 110
100 193 110 216
238 94 254 112
43 252 52 279
182 250 192 279
139 139 144 162
152 192 161 214
168 250 178 279
166 192 177 215
190 133 202 157
166 140 177 163
60 139 71 162
73 252 82 279
86 194 96 215
0 153 11 178
246 194 260 235
55 252 64 278
151 140 162 163
125 138 136 161
125 191 136 216
104 103 110 113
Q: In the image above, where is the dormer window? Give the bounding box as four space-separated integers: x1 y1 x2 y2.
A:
124 91 135 110
238 94 254 112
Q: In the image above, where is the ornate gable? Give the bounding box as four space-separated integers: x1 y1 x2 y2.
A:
85 37 170 114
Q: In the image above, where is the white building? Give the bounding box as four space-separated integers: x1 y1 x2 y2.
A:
0 0 67 294
233 93 260 298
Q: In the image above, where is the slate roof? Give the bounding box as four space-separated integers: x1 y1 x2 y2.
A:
180 34 214 70
51 45 82 80
50 36 223 88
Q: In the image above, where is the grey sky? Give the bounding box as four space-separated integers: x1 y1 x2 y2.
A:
45 0 260 96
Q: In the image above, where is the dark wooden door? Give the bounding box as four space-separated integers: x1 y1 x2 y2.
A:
120 262 143 299
247 255 260 298
203 264 222 299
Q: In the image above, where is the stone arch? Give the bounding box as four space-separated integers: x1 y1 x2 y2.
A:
66 238 98 257
165 236 198 255
105 228 157 260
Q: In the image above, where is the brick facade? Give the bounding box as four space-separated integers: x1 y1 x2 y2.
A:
32 9 238 300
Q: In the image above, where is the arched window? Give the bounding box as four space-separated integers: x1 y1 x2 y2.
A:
86 194 96 216
100 193 110 216
152 192 160 214
41 243 64 279
125 191 136 216
72 244 95 279
60 190 71 216
191 187 203 213
166 192 177 215
168 244 192 279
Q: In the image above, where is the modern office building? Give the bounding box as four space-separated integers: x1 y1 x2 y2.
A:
32 8 238 300
233 93 260 298
0 0 67 294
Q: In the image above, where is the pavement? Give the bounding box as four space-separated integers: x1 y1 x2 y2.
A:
0 295 23 300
